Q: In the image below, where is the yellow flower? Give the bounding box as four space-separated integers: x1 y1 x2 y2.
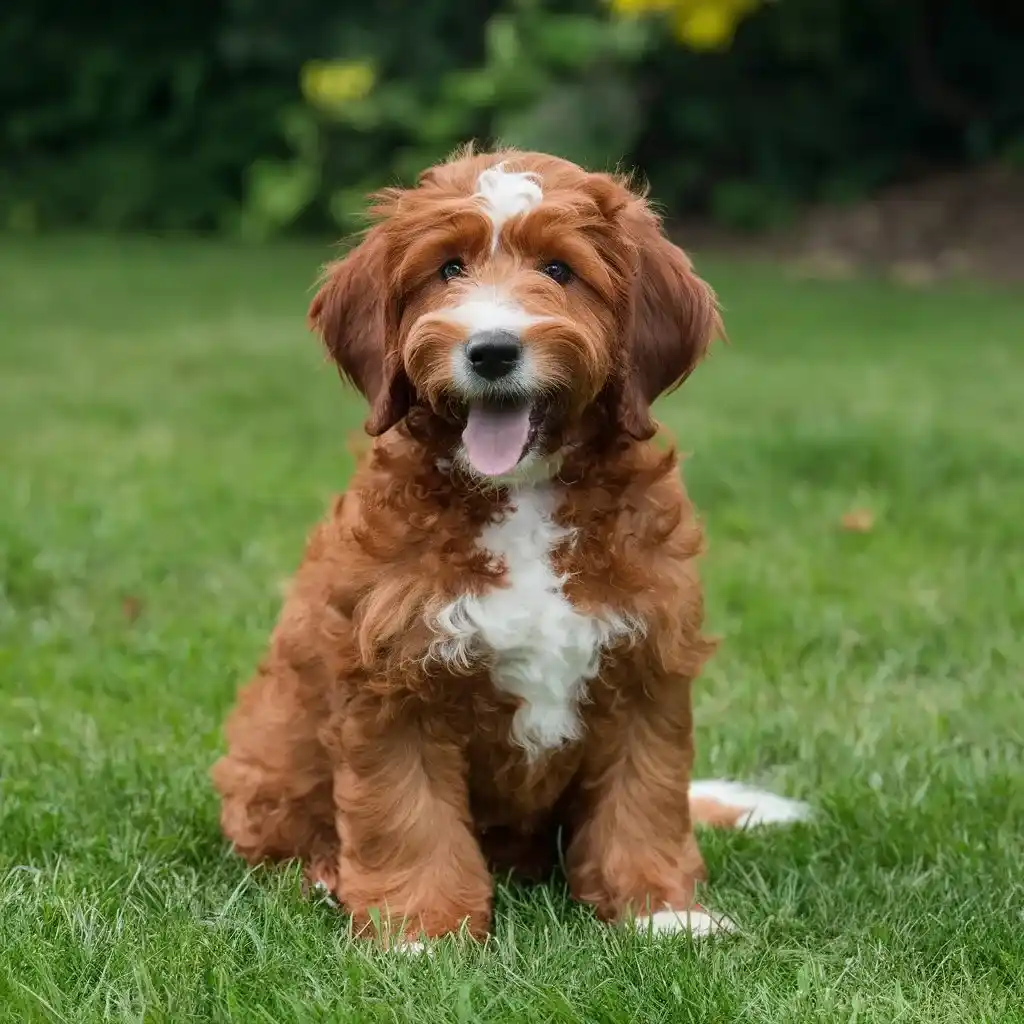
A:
610 0 677 14
610 0 758 51
301 60 375 109
674 3 736 49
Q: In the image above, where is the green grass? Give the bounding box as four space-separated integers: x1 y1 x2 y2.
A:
2 237 1023 1023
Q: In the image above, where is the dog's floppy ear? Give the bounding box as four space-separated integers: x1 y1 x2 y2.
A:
613 201 722 440
308 229 413 437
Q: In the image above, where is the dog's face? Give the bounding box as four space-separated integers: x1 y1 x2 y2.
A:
310 148 720 481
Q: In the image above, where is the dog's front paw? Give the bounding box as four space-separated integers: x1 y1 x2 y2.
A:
628 903 737 938
390 938 434 956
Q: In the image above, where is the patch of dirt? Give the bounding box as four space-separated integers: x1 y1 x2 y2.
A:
678 165 1024 286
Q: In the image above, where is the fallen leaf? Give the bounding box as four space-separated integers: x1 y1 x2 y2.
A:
840 509 875 533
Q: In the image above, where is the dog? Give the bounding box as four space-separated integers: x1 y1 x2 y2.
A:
211 146 809 949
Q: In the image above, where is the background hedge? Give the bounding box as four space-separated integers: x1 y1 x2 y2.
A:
2 0 1021 236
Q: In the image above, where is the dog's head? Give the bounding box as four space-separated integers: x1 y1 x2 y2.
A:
309 147 720 482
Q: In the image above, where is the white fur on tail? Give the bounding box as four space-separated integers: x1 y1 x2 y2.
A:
689 779 812 827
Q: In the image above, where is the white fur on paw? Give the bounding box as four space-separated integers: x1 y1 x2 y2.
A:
633 907 737 937
392 939 432 956
689 779 812 827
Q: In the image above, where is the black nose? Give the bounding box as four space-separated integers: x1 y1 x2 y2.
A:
465 330 522 381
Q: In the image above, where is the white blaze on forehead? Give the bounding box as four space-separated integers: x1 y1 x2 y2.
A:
474 164 543 250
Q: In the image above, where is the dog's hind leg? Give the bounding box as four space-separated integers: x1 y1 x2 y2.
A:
211 655 338 889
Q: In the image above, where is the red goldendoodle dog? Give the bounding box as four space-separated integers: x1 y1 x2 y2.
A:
212 146 808 950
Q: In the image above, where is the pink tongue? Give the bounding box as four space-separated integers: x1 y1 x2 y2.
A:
462 404 532 477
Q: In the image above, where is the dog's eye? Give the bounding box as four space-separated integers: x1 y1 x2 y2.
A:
439 259 466 282
540 260 572 285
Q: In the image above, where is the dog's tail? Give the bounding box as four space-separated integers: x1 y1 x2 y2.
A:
688 780 812 829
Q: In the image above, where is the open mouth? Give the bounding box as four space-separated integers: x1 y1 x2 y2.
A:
461 395 543 478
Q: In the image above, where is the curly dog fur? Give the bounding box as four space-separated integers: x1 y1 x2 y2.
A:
212 147 808 947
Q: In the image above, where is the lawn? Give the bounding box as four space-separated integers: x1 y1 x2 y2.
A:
1 237 1022 1023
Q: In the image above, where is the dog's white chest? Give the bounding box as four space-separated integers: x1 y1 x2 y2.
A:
433 487 637 756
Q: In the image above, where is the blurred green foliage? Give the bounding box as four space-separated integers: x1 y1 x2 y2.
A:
2 0 1021 235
